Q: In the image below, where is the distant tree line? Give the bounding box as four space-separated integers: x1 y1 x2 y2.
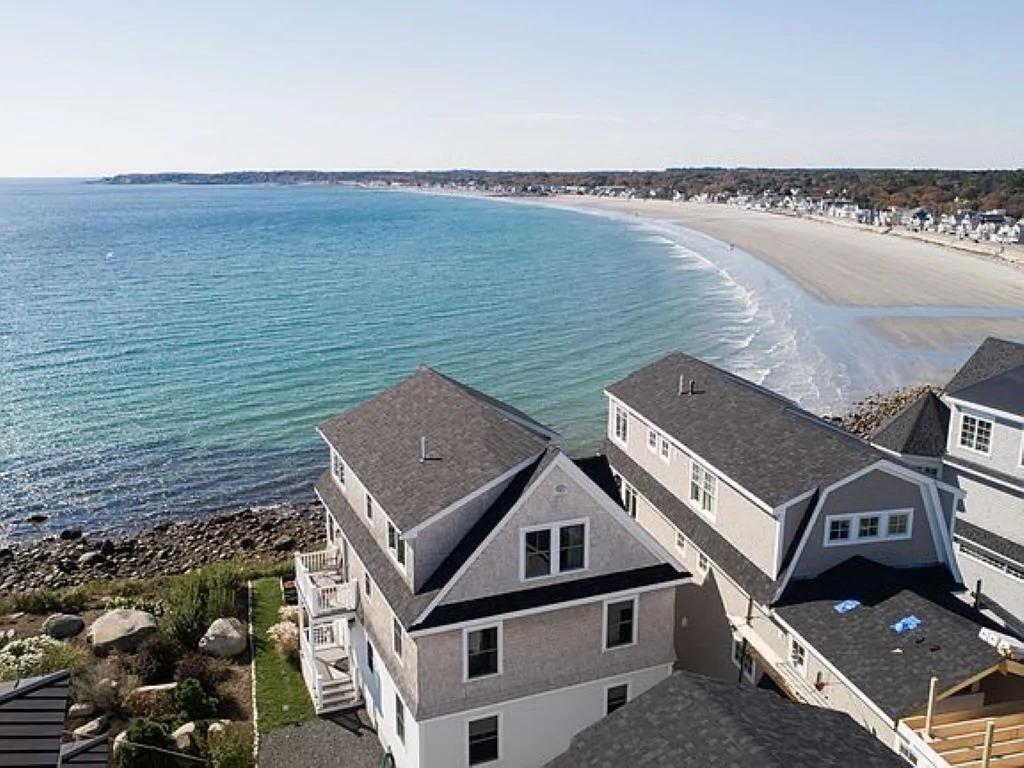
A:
99 168 1024 218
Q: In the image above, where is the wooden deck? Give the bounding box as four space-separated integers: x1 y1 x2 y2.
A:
904 701 1024 767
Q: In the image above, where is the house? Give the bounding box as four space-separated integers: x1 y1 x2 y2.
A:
295 366 688 768
546 671 908 767
872 337 1024 630
604 351 1024 767
0 670 109 766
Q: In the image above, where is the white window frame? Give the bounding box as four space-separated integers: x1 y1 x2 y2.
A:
519 519 590 581
659 436 671 463
392 616 404 662
466 712 501 767
603 596 638 651
689 462 718 518
958 412 993 455
363 570 373 602
789 638 807 674
823 509 914 547
697 551 709 575
613 405 629 446
331 451 346 488
365 493 374 520
674 531 686 554
622 482 638 519
604 681 631 715
463 622 503 682
386 519 407 570
647 428 658 453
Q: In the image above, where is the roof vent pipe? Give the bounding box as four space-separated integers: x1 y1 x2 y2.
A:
678 375 685 396
689 379 697 395
420 436 427 463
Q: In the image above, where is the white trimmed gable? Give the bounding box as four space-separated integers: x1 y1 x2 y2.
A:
431 453 674 609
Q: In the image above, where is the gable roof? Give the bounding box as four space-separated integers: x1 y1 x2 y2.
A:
318 449 684 631
945 336 1024 396
607 352 884 507
0 670 70 767
60 735 110 766
871 391 950 457
319 366 553 531
775 557 1003 719
948 362 1024 418
545 671 907 768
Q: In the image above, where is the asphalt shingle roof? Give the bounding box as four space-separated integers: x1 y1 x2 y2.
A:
955 518 1024 567
607 352 884 507
945 336 1024 395
775 557 1003 719
0 670 70 767
871 391 950 457
545 671 908 768
319 366 553 531
949 363 1024 418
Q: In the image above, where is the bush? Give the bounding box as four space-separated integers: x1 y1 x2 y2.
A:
266 621 299 661
104 595 166 618
163 566 238 648
71 659 138 716
9 587 88 615
208 723 255 768
117 718 178 768
0 635 88 680
175 652 230 693
133 633 184 685
175 677 221 721
277 605 299 624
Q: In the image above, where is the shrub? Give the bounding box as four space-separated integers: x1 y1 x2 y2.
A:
117 718 178 768
71 659 138 716
0 635 87 680
175 652 230 693
133 633 184 685
277 605 298 624
104 595 166 618
10 587 88 615
163 566 238 648
266 621 299 661
208 723 255 768
175 677 221 721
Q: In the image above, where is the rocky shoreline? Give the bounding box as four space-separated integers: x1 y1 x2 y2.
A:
0 504 324 594
832 384 937 440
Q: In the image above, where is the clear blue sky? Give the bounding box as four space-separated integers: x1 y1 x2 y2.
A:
2 1 1021 175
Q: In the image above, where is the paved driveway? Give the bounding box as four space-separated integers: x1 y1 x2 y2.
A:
259 710 385 768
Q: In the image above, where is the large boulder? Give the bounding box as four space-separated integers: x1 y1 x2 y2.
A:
42 613 85 639
199 617 248 658
87 609 158 654
73 715 107 740
172 722 197 751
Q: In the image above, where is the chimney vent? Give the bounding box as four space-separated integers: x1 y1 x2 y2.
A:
689 379 697 395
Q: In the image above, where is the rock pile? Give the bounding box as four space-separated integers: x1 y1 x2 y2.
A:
830 384 939 440
0 503 323 594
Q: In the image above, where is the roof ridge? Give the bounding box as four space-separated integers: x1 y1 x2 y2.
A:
0 669 70 704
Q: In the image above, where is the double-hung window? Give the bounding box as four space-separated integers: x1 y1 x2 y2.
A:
365 493 374 520
732 638 756 681
522 521 588 579
363 571 373 602
622 483 638 519
659 436 671 462
959 413 993 454
395 693 406 744
790 639 807 672
387 521 407 567
465 625 501 680
690 462 718 516
613 406 628 444
331 452 346 486
468 715 499 765
392 616 404 660
647 429 658 452
604 598 637 650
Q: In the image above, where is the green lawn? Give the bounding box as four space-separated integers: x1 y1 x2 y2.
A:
252 577 315 731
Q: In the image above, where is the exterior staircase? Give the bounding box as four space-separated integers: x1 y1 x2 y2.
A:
319 676 360 713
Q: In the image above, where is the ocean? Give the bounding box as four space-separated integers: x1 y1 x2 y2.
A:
0 181 958 542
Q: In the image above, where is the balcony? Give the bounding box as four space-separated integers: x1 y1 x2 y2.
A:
299 620 362 714
295 548 358 619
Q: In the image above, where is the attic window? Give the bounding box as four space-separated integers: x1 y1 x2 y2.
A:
825 510 913 547
521 520 589 580
959 414 992 454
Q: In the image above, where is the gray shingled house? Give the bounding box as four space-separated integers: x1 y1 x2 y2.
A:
604 351 1024 768
872 336 1024 631
293 366 689 767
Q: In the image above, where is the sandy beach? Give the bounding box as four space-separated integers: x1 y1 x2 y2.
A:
536 196 1024 348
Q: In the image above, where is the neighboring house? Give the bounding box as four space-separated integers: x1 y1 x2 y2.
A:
295 366 688 768
546 671 908 768
872 337 1024 630
604 351 1024 768
0 670 109 767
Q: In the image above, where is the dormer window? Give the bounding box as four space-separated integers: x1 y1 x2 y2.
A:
331 452 346 487
521 521 589 580
825 510 913 547
613 406 628 444
959 413 993 454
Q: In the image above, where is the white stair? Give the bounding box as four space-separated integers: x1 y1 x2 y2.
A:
318 677 360 713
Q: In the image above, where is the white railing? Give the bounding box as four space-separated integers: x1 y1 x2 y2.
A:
295 550 357 618
296 547 340 575
309 623 336 650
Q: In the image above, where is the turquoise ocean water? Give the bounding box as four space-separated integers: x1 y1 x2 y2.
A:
0 181 969 541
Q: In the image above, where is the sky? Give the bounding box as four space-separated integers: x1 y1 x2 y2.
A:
1 1 1022 176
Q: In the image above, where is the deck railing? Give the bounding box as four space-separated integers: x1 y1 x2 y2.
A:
295 550 357 618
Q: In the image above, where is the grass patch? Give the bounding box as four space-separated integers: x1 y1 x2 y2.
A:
252 578 314 731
